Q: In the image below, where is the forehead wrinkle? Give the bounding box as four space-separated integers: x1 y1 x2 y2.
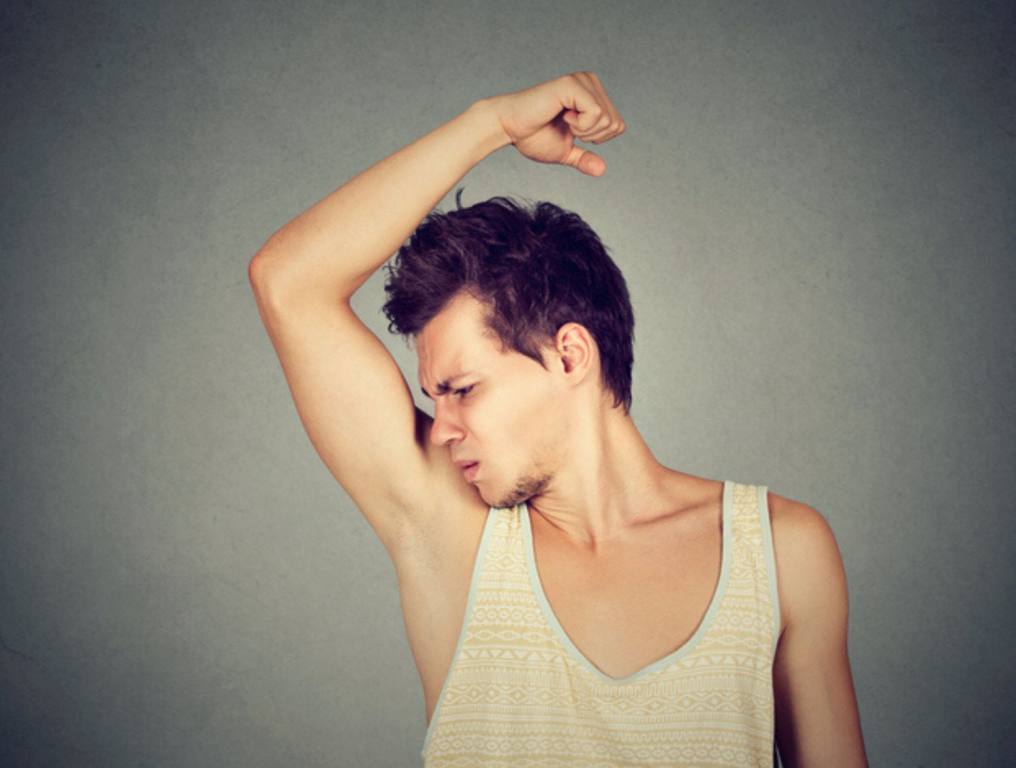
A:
419 370 474 400
416 295 492 399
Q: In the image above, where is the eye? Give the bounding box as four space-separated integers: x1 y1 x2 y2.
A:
454 385 475 399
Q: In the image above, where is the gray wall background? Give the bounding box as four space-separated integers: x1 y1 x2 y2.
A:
2 0 1013 765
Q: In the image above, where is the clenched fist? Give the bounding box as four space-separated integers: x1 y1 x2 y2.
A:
485 72 626 177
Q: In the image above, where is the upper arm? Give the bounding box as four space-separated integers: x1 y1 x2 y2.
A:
248 257 438 554
770 495 869 767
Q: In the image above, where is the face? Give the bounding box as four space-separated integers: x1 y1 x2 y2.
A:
415 291 566 508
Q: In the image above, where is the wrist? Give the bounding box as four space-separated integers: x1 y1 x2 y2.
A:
464 98 513 157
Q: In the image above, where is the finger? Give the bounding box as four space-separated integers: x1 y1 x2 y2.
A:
564 115 612 149
581 107 627 144
564 145 606 176
559 75 607 133
562 106 606 138
583 119 625 144
575 72 621 123
577 117 617 144
577 73 625 136
561 109 581 129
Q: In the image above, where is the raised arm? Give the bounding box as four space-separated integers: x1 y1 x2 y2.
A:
251 72 622 305
247 72 624 555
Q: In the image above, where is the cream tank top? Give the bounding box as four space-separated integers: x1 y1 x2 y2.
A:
421 480 781 767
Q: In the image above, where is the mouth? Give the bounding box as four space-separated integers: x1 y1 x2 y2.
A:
462 462 479 481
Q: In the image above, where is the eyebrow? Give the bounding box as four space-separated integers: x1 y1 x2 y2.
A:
419 372 475 400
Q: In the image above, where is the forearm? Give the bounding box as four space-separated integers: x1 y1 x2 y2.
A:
250 98 511 304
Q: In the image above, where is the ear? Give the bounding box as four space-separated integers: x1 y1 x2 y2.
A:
553 323 597 383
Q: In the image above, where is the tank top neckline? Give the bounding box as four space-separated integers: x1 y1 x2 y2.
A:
519 478 733 685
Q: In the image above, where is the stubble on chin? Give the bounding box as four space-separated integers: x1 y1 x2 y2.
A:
492 471 551 509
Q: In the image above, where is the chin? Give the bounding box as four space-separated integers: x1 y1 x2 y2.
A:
477 484 500 508
476 484 505 510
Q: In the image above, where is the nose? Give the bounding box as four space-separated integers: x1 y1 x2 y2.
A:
429 398 465 447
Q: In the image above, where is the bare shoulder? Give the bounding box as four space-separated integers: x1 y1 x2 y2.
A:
767 490 836 543
766 490 849 636
767 490 868 764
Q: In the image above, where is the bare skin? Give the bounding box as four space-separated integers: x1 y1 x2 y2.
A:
249 72 869 767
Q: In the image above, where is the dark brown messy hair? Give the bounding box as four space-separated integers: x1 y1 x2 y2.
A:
381 189 635 414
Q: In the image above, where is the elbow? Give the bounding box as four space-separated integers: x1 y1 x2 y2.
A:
248 245 291 296
247 251 272 290
247 252 295 318
248 226 291 286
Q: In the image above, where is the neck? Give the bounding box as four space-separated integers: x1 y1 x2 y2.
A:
526 404 672 550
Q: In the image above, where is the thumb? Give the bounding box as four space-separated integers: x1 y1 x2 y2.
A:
564 145 606 176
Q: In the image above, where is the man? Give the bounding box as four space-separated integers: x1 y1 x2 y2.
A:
248 71 868 766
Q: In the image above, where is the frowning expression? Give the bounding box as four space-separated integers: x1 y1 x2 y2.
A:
415 291 563 508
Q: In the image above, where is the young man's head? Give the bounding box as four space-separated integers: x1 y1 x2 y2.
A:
381 192 635 508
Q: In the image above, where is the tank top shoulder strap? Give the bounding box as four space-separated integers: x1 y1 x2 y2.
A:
755 482 781 655
725 481 781 657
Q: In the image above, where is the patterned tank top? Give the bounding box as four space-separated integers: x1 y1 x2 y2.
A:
421 480 781 767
